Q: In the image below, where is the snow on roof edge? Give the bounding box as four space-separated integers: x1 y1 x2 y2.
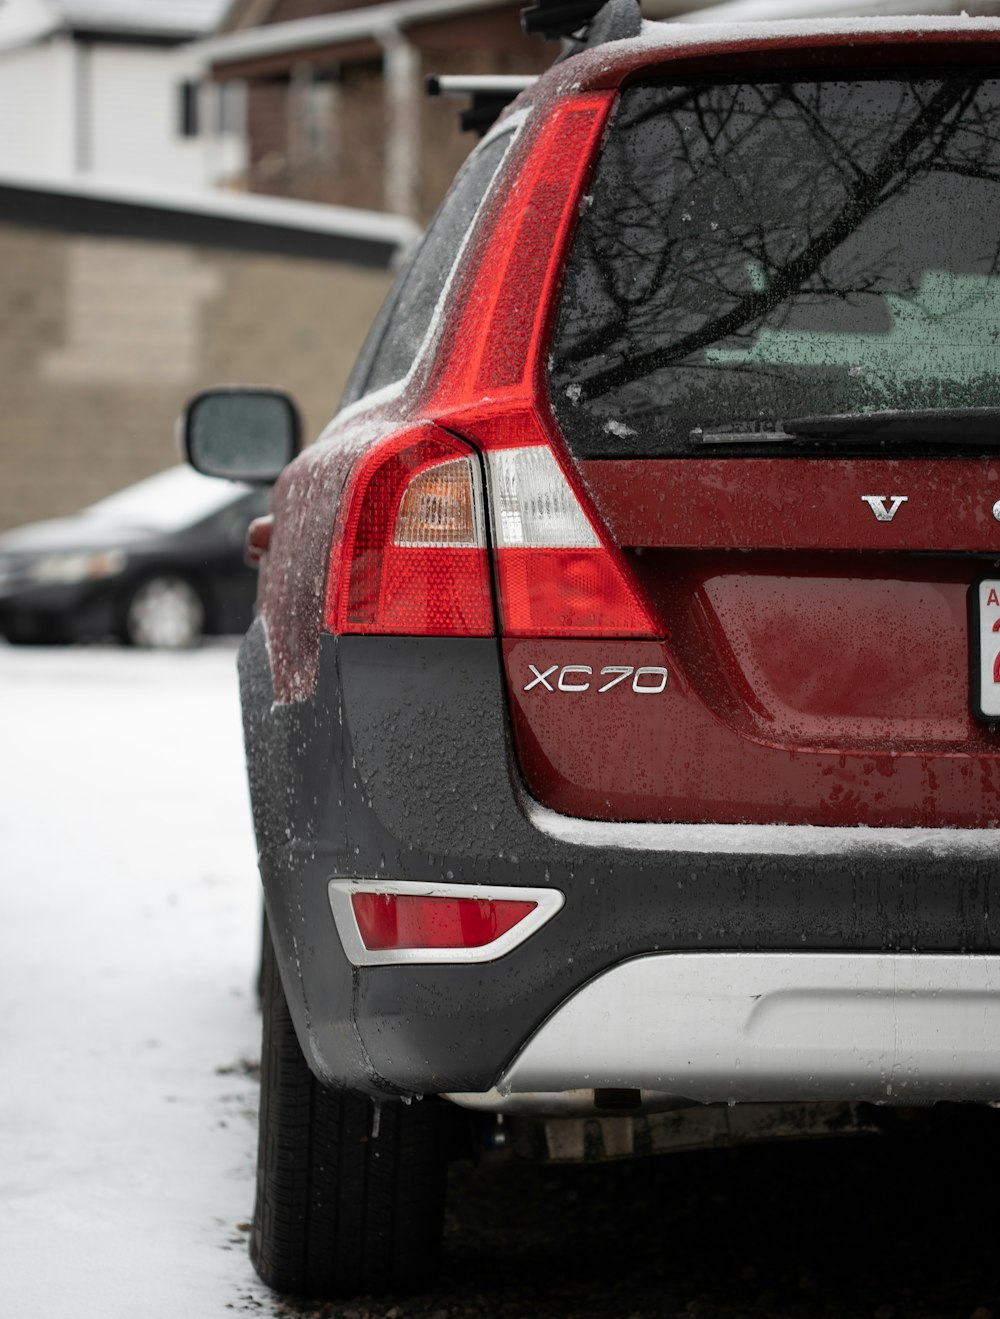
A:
0 1 230 46
0 168 420 248
0 11 60 55
56 0 228 39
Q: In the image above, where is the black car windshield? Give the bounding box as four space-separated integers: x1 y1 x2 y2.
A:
550 73 1000 456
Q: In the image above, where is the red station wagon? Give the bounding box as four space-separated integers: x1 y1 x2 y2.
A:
186 1 1000 1298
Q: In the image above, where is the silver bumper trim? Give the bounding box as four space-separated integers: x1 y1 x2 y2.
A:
477 953 1000 1105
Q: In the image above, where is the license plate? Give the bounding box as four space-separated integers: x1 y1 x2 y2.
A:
973 579 1000 720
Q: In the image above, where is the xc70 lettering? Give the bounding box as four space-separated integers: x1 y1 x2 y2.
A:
524 664 669 694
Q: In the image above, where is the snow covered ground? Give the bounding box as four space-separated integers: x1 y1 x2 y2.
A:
0 642 273 1314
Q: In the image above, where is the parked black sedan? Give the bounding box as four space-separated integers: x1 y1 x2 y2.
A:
0 466 268 648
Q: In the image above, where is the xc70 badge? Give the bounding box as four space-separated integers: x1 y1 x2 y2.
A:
525 664 669 694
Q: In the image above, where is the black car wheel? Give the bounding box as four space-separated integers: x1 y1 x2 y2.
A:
122 575 205 649
252 929 449 1298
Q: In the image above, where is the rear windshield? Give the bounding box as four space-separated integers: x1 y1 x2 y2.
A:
550 74 1000 457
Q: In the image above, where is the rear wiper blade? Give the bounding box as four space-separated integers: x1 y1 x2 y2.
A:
785 407 1000 440
695 408 1000 446
692 423 793 444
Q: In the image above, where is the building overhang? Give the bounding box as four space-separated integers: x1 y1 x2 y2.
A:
191 0 521 79
0 169 419 266
185 0 711 79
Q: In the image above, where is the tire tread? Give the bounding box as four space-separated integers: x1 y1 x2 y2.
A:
251 932 447 1298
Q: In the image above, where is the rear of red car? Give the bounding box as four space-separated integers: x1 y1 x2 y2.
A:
222 14 1000 1298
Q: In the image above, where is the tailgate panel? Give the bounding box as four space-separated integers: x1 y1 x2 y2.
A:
504 635 1000 827
580 458 1000 551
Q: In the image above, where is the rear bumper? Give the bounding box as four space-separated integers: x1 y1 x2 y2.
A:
238 620 1000 1101
448 952 1000 1109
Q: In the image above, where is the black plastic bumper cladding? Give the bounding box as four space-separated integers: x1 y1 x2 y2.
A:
238 619 1000 1099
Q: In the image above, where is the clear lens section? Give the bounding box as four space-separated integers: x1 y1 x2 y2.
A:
488 447 599 548
393 456 482 547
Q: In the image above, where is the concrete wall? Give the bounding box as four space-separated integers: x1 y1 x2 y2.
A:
0 221 393 530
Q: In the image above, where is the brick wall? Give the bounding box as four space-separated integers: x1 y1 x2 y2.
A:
248 61 389 212
234 4 553 223
0 221 393 530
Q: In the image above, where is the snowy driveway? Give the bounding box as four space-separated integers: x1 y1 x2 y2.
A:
0 643 270 1314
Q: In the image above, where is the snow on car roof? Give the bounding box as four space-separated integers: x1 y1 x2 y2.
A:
542 12 1000 96
673 0 991 21
82 465 251 532
646 13 1000 42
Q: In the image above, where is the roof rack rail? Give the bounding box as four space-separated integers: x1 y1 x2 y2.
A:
427 0 638 135
426 74 537 137
520 0 640 42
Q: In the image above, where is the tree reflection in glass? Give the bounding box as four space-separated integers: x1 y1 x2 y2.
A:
551 75 1000 455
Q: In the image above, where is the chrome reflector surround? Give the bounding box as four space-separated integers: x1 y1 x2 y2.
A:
328 878 564 966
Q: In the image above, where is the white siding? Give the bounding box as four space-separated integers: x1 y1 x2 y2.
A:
0 36 245 187
0 37 77 175
88 44 244 187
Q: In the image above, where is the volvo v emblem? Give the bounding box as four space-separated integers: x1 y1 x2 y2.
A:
861 494 908 522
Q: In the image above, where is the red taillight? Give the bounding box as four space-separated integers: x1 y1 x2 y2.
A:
492 546 654 637
351 891 538 951
427 95 616 409
416 93 659 639
326 424 494 636
485 441 658 637
326 95 659 641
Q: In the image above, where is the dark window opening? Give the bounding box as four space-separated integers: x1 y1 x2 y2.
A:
178 80 199 138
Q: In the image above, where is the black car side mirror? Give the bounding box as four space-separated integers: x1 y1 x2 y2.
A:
182 387 302 485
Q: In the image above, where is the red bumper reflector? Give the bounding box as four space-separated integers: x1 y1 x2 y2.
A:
351 891 538 951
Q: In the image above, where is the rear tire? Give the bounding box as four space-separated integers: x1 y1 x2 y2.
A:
251 929 449 1298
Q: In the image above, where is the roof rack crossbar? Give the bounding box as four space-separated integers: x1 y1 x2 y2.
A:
426 74 537 136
